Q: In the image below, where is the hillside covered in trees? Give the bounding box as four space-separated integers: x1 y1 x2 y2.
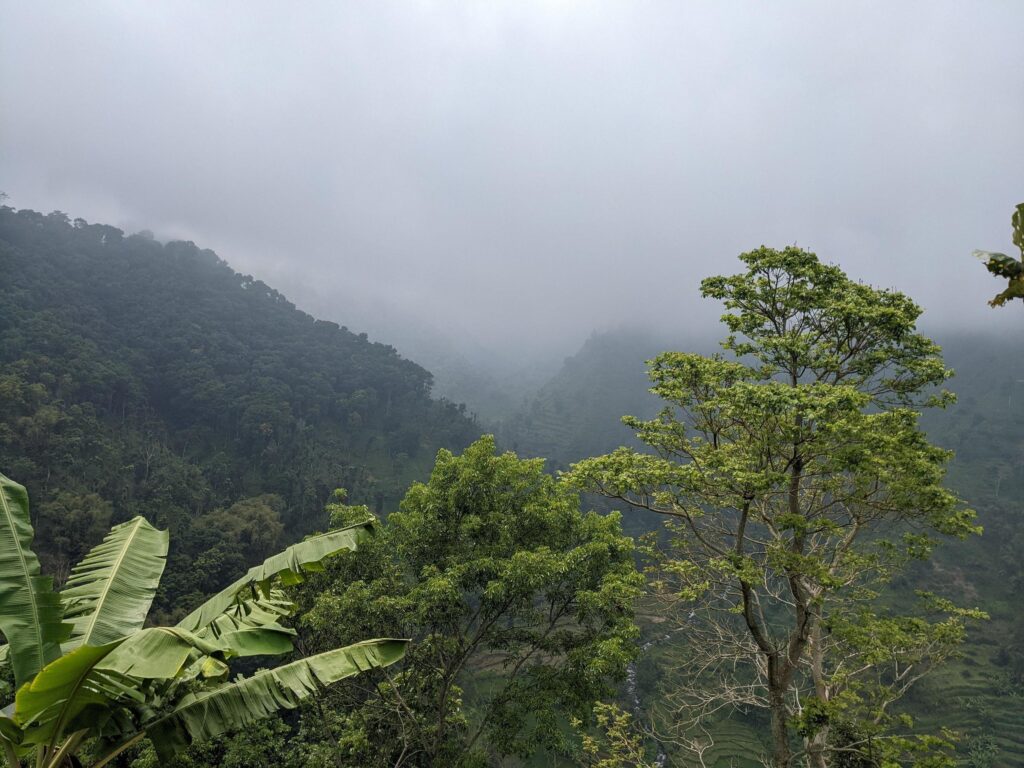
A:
2 204 1022 768
0 205 477 617
0 207 642 768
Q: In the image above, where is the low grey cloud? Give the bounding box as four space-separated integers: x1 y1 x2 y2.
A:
2 1 1022 359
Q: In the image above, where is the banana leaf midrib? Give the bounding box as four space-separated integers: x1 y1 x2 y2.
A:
0 478 45 679
75 519 145 646
165 638 405 710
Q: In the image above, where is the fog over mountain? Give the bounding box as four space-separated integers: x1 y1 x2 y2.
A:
4 6 1024 765
2 1 1022 364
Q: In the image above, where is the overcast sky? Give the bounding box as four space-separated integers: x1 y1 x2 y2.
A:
2 1 1022 359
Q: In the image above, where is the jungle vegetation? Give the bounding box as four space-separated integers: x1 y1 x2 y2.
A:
2 203 1022 767
0 204 477 621
569 248 984 767
0 471 405 767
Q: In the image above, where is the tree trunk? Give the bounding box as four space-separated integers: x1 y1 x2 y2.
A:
806 622 830 768
806 735 829 768
768 686 792 768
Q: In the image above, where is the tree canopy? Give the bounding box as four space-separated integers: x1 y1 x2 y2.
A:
295 436 643 767
1 202 1012 766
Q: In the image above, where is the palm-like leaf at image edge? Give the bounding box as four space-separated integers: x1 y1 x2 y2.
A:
0 481 400 762
0 474 69 689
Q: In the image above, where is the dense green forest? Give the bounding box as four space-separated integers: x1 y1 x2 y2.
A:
0 205 477 619
497 329 673 470
0 206 641 768
2 204 1023 768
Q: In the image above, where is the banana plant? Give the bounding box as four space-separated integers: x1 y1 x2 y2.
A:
0 472 407 768
974 202 1024 306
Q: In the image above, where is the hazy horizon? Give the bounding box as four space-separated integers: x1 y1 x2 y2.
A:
3 1 1022 364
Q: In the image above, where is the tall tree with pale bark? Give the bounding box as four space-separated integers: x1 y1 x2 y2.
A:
568 247 983 768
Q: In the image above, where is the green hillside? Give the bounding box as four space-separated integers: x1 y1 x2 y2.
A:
3 205 1022 765
0 205 477 618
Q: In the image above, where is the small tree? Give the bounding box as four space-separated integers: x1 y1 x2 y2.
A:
974 202 1024 306
573 703 660 768
0 472 405 768
568 248 982 767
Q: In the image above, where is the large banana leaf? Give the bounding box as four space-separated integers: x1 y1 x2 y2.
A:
61 516 169 648
14 627 228 745
197 588 297 657
0 473 69 687
177 521 373 633
201 587 294 638
99 627 225 680
145 638 408 759
14 642 120 745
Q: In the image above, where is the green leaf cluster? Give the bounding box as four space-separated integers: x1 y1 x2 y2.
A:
974 203 1024 307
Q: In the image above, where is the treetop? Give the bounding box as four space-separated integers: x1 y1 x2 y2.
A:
700 245 951 406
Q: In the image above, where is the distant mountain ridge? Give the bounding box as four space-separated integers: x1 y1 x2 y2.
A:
498 327 715 470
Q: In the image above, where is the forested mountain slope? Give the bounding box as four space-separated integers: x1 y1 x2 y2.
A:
0 205 477 617
498 329 715 470
274 280 562 424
